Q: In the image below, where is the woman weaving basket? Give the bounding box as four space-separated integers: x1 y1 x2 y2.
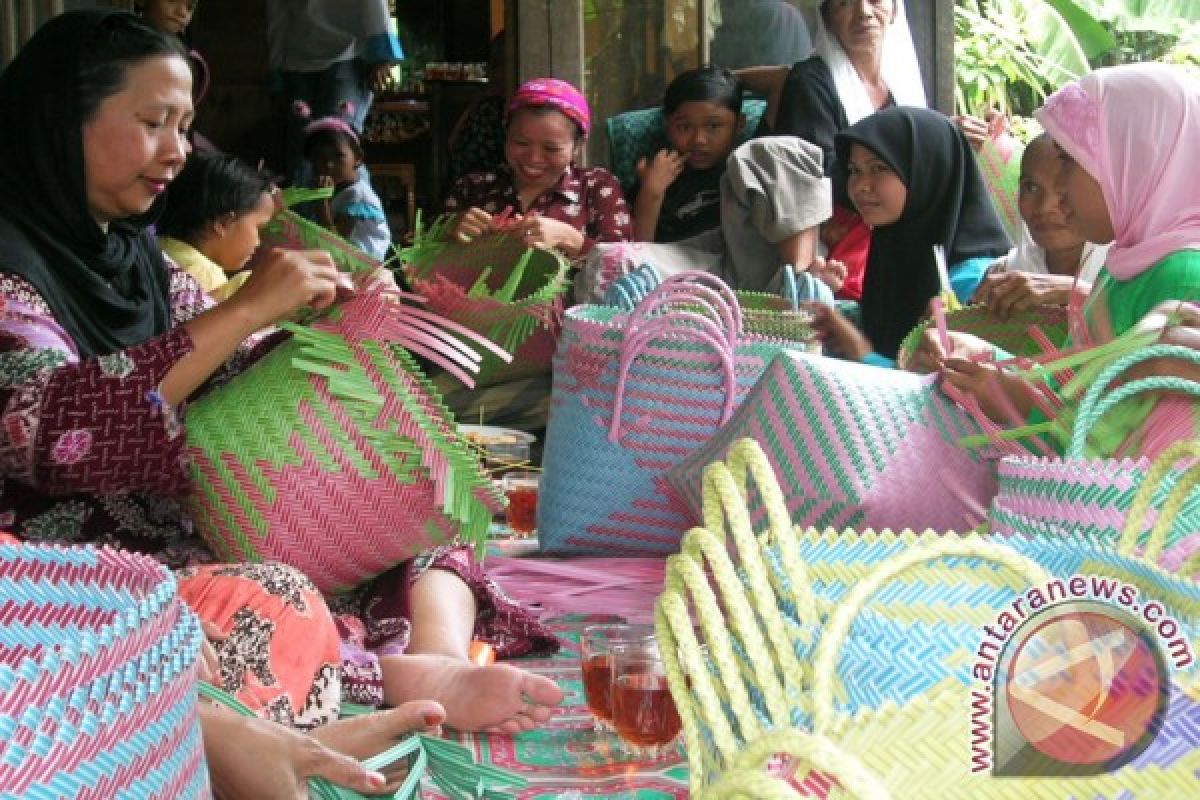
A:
0 10 561 795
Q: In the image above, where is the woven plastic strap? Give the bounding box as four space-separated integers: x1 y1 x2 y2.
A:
625 270 745 346
610 310 738 441
1068 344 1200 458
1117 439 1200 564
604 263 663 310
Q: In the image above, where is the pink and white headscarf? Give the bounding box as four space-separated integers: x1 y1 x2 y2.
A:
506 78 591 135
1035 63 1200 280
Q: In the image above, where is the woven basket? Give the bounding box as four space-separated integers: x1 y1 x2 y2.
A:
656 439 1200 799
185 290 505 593
399 217 571 387
666 348 997 535
0 543 208 799
990 344 1200 574
539 271 814 555
896 303 1068 367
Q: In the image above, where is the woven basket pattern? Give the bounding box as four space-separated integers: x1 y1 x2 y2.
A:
0 544 208 799
186 292 504 593
655 440 1200 798
399 223 571 386
896 303 1068 366
667 349 996 535
539 278 811 555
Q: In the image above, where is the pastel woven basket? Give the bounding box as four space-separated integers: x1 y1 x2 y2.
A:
656 439 1200 798
399 217 571 387
895 303 1068 367
990 344 1200 575
538 271 813 555
0 543 208 799
667 349 997 535
185 288 507 594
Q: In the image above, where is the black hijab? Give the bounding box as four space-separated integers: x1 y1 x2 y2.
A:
0 10 183 357
835 107 1011 358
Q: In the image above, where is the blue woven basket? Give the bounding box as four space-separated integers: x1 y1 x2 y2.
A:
0 543 208 799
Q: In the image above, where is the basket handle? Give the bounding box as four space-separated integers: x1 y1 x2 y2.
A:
1068 344 1200 458
626 271 745 344
609 311 737 442
604 263 663 310
1117 439 1200 564
810 537 1051 736
700 729 891 800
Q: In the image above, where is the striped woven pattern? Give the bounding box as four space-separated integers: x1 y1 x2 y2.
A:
260 206 385 279
399 220 571 386
896 303 1068 367
656 440 1200 799
667 349 997 534
186 291 504 593
0 543 208 800
539 273 811 555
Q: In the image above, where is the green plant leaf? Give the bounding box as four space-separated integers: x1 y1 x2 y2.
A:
1074 0 1200 33
1041 0 1118 57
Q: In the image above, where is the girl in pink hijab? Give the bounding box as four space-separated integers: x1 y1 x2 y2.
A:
922 64 1200 453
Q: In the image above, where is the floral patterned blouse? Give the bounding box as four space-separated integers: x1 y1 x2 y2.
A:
444 163 633 255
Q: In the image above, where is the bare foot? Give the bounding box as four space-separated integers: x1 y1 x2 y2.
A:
380 654 563 734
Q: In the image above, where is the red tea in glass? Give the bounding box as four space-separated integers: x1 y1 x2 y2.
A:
581 653 613 720
502 472 539 534
580 624 654 731
611 671 682 748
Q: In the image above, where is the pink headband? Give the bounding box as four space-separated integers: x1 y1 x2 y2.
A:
506 78 590 135
295 100 361 147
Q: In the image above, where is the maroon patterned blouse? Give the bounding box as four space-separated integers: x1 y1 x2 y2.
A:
444 164 633 254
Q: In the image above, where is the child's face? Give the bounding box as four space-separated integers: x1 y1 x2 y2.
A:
1018 138 1084 254
142 0 197 35
665 101 742 171
504 109 579 193
1052 140 1115 245
845 142 906 227
207 191 275 271
308 137 361 186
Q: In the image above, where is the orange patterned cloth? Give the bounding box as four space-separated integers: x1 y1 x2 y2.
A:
178 562 343 730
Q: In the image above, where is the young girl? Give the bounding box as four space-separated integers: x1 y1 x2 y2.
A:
971 132 1109 319
444 78 632 257
157 150 276 301
928 63 1200 442
632 66 744 243
811 106 1011 363
302 105 392 262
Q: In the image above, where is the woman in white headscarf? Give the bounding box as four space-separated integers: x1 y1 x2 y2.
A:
738 0 927 300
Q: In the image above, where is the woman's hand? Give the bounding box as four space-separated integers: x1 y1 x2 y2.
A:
225 248 351 330
939 358 1036 422
906 330 994 374
805 301 873 361
807 256 847 294
513 213 585 256
972 271 1083 318
448 207 496 243
635 149 685 198
201 701 445 800
1122 300 1200 384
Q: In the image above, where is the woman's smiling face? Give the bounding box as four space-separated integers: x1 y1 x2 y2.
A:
82 54 193 226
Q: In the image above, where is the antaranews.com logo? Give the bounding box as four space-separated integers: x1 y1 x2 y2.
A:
968 574 1193 776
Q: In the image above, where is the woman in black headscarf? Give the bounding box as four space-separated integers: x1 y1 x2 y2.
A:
810 106 1011 363
0 10 442 797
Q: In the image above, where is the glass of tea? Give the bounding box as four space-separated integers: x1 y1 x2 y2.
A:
580 623 654 731
610 637 683 758
501 471 540 536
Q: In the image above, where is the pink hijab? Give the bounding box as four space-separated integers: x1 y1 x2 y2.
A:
1035 63 1200 280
